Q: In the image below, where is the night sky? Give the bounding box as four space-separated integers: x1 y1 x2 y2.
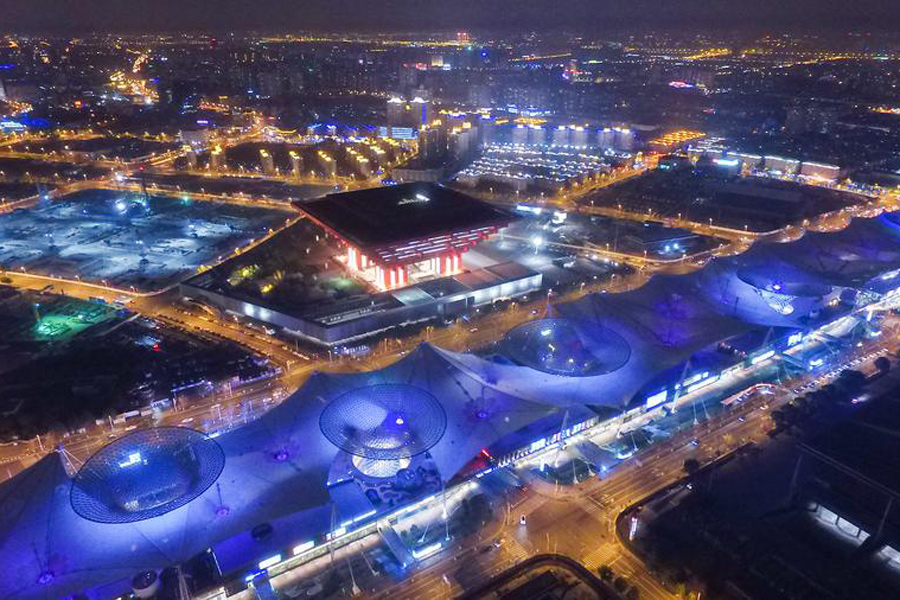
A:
0 0 897 33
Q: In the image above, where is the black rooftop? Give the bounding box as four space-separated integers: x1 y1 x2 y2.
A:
802 395 900 498
294 183 512 250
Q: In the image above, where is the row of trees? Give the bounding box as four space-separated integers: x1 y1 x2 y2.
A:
597 564 640 600
770 361 884 430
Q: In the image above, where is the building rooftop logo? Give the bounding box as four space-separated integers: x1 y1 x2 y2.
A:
397 193 431 205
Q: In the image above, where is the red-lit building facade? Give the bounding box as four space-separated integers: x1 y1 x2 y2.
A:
296 183 512 292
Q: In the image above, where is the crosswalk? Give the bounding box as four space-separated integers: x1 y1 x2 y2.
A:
582 543 619 572
501 536 530 563
572 494 609 522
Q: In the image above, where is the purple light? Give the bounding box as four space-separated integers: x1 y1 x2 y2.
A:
36 571 54 585
273 449 290 462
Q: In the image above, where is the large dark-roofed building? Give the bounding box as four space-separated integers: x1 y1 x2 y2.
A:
296 183 512 290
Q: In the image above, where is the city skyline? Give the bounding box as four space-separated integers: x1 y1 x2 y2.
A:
1 18 899 600
1 0 900 33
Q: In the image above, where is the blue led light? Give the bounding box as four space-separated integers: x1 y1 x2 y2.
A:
320 384 447 460
70 427 225 524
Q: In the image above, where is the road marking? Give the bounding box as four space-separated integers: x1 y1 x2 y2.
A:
582 544 618 572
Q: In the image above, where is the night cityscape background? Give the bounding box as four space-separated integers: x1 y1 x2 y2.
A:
1 3 900 600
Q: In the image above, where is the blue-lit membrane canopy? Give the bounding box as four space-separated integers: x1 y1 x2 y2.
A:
502 318 631 377
70 427 225 524
735 266 832 316
320 384 447 477
783 217 900 286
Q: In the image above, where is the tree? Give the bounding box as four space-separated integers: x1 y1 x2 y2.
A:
683 458 701 477
837 369 866 394
770 408 787 428
782 402 799 423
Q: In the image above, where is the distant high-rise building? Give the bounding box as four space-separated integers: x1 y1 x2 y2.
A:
569 125 588 148
479 117 497 146
418 126 443 162
598 127 615 149
260 149 275 175
512 124 528 145
410 92 434 128
467 84 492 108
552 126 569 147
386 93 429 129
289 151 303 178
528 126 546 146
209 146 225 171
185 146 198 169
387 95 406 127
317 151 336 179
614 127 635 151
258 72 283 98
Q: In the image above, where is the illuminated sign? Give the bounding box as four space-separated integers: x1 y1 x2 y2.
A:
379 126 416 140
0 120 26 132
714 158 741 167
680 371 710 387
644 389 668 410
750 349 776 365
292 541 315 556
515 204 543 215
118 452 143 468
258 554 282 570
398 193 430 206
412 541 443 559
686 374 720 394
352 509 377 523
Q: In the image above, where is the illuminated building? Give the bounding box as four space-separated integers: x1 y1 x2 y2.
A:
316 150 336 179
289 150 303 177
648 130 706 152
763 155 801 177
385 93 434 138
799 161 841 183
259 149 275 176
209 145 225 171
455 143 610 194
8 208 900 597
295 183 511 291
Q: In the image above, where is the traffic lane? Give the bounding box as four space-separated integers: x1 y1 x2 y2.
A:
450 542 526 592
592 413 770 508
516 499 608 558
